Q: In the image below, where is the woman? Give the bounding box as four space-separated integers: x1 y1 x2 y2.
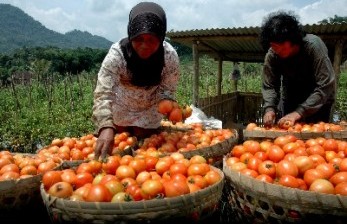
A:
259 11 336 128
92 2 180 160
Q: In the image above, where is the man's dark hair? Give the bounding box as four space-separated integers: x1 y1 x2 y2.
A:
259 10 306 50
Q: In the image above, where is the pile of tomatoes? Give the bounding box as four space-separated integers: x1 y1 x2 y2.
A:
225 135 347 195
0 150 61 181
246 121 344 132
42 153 222 202
158 99 192 124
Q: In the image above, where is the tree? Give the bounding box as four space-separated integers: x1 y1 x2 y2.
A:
318 15 347 24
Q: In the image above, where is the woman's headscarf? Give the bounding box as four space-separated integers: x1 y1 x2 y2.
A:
120 2 167 87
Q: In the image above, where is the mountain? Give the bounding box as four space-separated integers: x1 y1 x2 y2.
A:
0 4 113 54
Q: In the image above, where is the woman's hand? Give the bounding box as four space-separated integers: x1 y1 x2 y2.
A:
278 112 301 129
94 128 115 161
263 111 276 127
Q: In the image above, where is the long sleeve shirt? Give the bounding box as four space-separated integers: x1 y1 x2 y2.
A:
92 41 180 135
262 34 336 120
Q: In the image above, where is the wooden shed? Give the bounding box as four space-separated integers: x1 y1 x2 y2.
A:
167 23 347 128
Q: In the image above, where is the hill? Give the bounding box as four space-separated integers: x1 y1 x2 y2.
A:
0 4 113 54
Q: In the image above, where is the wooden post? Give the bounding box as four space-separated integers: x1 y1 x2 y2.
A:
192 41 199 106
333 39 344 82
217 58 222 96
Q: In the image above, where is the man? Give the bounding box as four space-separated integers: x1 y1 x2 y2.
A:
259 10 336 128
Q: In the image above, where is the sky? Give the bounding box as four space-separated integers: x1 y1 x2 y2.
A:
0 0 346 42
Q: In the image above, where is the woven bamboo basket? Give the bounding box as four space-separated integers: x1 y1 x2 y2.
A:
41 167 224 224
0 153 63 215
222 159 347 223
243 129 347 141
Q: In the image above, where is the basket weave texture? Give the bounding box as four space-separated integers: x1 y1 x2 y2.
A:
41 167 224 224
222 159 347 223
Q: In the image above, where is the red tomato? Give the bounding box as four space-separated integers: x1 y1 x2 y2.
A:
255 174 273 183
239 152 253 164
293 156 314 175
73 183 91 199
276 160 298 177
296 178 308 190
187 163 210 176
99 174 118 185
335 182 347 196
243 140 260 154
315 163 336 179
278 175 299 188
42 170 63 190
102 157 120 174
329 172 347 186
309 179 335 194
163 179 190 197
306 145 325 157
169 163 188 176
60 170 77 185
267 145 285 163
204 170 222 185
125 185 143 201
231 145 246 158
48 181 73 198
309 154 326 168
258 160 276 178
144 156 159 171
141 179 164 199
339 158 347 172
303 169 325 186
116 165 136 180
225 157 240 167
128 159 146 174
136 171 152 185
74 172 94 189
247 157 262 171
274 136 291 148
187 175 207 189
104 180 124 196
253 151 268 161
240 168 258 178
230 162 247 172
76 162 94 174
85 184 112 202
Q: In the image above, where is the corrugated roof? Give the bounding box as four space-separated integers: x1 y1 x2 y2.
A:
167 23 347 62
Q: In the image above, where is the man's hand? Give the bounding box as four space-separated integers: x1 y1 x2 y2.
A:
263 111 276 127
278 112 301 129
94 128 115 161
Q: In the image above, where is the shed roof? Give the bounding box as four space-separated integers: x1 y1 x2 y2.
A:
167 23 347 63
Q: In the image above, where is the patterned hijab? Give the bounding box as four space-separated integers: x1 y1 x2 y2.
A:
120 2 166 87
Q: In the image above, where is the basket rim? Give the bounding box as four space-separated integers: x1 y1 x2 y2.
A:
222 157 347 213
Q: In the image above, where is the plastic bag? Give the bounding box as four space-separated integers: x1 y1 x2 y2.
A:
184 105 222 129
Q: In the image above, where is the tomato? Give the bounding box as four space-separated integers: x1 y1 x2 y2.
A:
282 142 299 154
231 145 246 158
276 160 298 177
309 179 335 194
335 182 347 196
104 180 124 196
119 155 134 165
20 165 38 176
239 152 253 164
136 171 152 185
116 165 136 180
309 154 326 168
48 181 73 198
42 170 63 190
225 157 240 167
189 155 207 164
274 136 291 148
303 169 325 186
230 162 247 172
306 145 325 157
259 140 272 152
258 160 276 178
315 163 336 179
322 139 339 152
60 170 77 185
85 184 112 202
163 179 190 197
158 99 174 115
268 145 285 163
329 172 347 186
187 183 201 193
0 158 12 170
278 175 299 188
253 151 268 161
168 108 183 123
339 158 347 171
120 177 137 189
125 185 143 201
1 171 20 180
102 157 120 174
128 158 146 174
243 140 260 154
187 175 207 189
0 163 19 175
247 157 262 171
144 156 159 171
255 174 273 183
170 173 188 182
141 179 164 199
73 183 91 199
76 162 94 174
204 170 222 185
187 163 210 176
99 174 118 185
155 159 172 175
74 172 94 189
293 156 314 175
296 178 308 190
240 168 258 178
169 163 188 176
111 192 133 202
